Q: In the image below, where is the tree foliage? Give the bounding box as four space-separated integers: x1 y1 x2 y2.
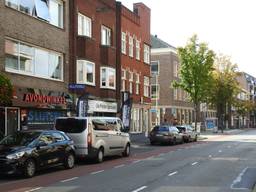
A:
208 54 240 131
0 73 13 106
173 35 215 131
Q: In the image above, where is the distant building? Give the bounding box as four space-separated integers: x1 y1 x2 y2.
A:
150 35 216 128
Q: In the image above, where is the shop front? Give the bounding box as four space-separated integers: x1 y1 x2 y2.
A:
87 100 118 117
0 87 72 137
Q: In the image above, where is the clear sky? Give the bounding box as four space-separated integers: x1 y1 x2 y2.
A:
119 0 256 77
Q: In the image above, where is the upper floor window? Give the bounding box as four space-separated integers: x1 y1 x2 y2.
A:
5 39 63 80
135 73 140 95
101 67 116 89
129 35 133 57
136 39 140 60
121 32 126 54
78 13 92 37
173 88 178 100
144 76 150 97
151 61 159 75
144 44 150 64
76 60 95 86
173 61 178 77
121 69 126 80
5 0 64 28
101 25 111 46
151 84 159 99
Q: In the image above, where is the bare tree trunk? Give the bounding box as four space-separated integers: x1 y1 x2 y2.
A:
194 103 200 132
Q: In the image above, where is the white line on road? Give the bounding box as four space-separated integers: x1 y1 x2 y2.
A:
114 164 125 168
191 162 198 166
25 187 42 192
91 170 104 175
60 177 79 183
219 150 222 153
168 171 178 176
133 160 142 163
132 186 148 192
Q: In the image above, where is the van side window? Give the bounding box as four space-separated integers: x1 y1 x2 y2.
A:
117 120 124 132
92 119 118 131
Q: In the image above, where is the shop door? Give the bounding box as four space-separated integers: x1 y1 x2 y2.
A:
6 107 20 136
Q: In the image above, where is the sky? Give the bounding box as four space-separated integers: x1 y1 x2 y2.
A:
119 0 256 77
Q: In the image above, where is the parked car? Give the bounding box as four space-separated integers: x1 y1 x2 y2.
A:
55 117 131 163
176 125 198 142
149 125 183 145
0 130 75 177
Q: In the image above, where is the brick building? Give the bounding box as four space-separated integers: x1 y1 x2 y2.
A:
0 0 70 137
116 3 151 133
69 0 120 116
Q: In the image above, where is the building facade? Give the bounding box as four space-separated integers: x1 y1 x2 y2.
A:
150 35 216 128
69 0 120 117
0 0 70 137
116 3 151 133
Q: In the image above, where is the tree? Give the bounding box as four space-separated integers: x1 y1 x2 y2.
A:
173 35 215 131
208 55 240 132
0 73 13 106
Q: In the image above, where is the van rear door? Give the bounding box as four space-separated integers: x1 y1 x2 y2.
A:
55 118 88 155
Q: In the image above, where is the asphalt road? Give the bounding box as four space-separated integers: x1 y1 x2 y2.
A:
1 129 256 192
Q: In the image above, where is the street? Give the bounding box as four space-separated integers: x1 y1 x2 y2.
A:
1 129 256 192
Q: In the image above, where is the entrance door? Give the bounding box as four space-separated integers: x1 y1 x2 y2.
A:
6 108 20 136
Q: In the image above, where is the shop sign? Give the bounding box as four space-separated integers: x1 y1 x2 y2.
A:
88 100 117 113
68 84 85 90
23 93 66 105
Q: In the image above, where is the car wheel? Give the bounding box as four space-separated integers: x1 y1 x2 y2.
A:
96 147 104 163
122 143 130 157
24 159 36 178
172 137 176 145
64 153 75 169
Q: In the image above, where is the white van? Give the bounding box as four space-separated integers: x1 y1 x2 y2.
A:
55 117 130 163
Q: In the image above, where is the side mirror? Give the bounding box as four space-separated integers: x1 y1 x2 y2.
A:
37 141 47 149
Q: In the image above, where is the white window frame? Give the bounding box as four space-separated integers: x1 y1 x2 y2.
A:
121 79 126 92
100 67 116 90
101 25 111 46
144 76 150 97
121 68 126 80
144 44 150 64
151 60 159 75
129 35 134 57
121 32 126 54
49 0 64 28
135 39 140 60
129 81 133 94
78 13 92 37
5 38 63 81
76 60 95 86
173 61 178 77
151 84 159 99
135 73 140 95
129 71 133 82
173 88 178 100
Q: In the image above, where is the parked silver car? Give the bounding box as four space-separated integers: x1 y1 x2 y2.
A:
176 125 198 142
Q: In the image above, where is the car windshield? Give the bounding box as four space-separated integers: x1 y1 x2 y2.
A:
158 127 169 132
0 132 41 146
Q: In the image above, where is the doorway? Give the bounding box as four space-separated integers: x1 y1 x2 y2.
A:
0 107 20 139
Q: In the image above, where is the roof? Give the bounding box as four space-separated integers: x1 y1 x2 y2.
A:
151 35 176 49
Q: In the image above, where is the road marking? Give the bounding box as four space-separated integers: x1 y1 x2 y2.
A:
191 162 198 166
25 187 42 192
218 150 222 153
91 170 104 175
168 171 178 176
209 155 212 158
60 177 79 183
114 164 125 168
132 186 148 192
133 160 142 163
230 167 248 190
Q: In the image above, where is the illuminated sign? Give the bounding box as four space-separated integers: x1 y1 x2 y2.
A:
23 94 66 105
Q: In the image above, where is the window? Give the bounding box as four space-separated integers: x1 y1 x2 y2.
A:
121 32 126 54
5 0 64 28
5 39 63 80
76 60 95 85
151 61 159 75
129 82 133 94
144 76 150 97
136 39 140 60
101 26 111 46
173 61 178 77
78 13 92 37
144 44 150 64
151 84 159 99
121 69 126 92
135 73 140 95
129 35 133 57
52 132 65 142
129 72 133 93
173 88 178 100
101 67 116 89
129 71 133 82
